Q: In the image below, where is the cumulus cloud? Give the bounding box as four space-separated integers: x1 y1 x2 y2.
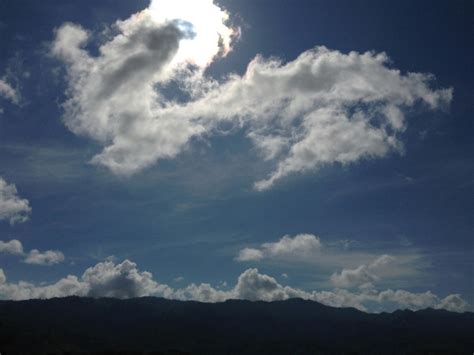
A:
236 235 424 288
51 0 235 176
437 294 470 313
331 264 377 289
0 177 31 224
0 239 24 255
330 254 396 288
0 239 65 266
0 260 469 313
0 259 167 300
236 234 321 262
81 259 165 298
24 249 65 266
52 1 452 189
194 49 452 190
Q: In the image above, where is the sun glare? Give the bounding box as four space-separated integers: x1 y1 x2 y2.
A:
148 0 234 67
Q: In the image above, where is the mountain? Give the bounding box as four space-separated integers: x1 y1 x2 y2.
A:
0 297 472 354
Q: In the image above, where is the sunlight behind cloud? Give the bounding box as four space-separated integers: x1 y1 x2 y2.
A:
148 0 235 67
52 0 452 188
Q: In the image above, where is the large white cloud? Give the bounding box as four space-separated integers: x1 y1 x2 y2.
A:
51 0 235 176
0 259 469 313
0 239 65 266
0 177 31 224
82 259 168 298
52 1 452 189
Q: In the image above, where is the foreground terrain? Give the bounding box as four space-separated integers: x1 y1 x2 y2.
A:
0 297 472 354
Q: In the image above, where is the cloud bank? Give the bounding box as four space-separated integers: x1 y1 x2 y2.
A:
0 177 31 224
0 259 468 313
52 0 452 189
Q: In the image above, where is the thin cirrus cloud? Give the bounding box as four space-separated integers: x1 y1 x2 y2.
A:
0 177 31 225
0 259 468 313
0 239 64 266
51 0 452 190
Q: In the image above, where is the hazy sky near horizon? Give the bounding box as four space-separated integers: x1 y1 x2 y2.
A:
0 0 472 312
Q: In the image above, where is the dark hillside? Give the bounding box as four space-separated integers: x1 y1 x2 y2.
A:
0 297 472 354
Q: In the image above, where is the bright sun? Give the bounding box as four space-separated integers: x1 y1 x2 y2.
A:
148 0 234 67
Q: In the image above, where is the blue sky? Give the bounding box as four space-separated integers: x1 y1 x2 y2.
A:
0 0 472 312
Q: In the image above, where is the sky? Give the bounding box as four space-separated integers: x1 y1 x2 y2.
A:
0 0 472 312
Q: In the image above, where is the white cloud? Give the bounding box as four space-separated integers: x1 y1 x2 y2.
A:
0 78 19 104
53 1 452 190
0 239 65 266
0 259 170 300
0 260 468 313
377 289 440 309
232 268 289 301
173 276 185 283
235 247 264 262
330 264 377 289
172 282 230 303
0 268 6 285
263 234 322 258
237 236 425 289
331 254 396 288
0 275 86 300
51 0 235 176
437 294 470 313
0 239 24 255
81 259 164 298
236 234 321 262
370 254 395 269
24 249 65 266
0 177 31 224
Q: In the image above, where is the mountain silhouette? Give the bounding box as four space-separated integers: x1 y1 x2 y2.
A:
0 297 472 354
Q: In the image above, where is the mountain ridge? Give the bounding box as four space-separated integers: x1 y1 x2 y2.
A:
0 296 472 354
